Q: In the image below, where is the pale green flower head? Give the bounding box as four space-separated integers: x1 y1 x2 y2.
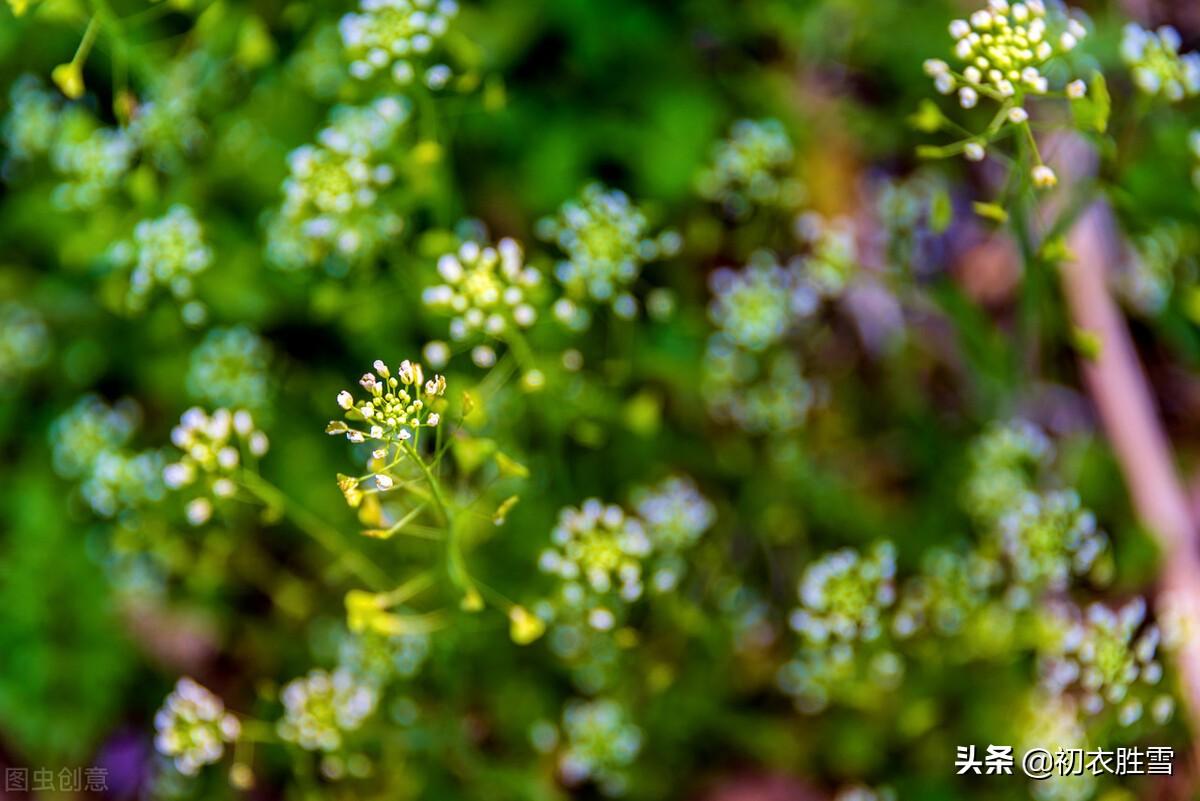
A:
538 183 681 317
1122 23 1200 102
267 97 409 272
277 668 378 752
1041 599 1173 727
558 698 642 797
110 205 212 312
790 542 897 645
539 498 652 631
340 0 459 88
154 678 241 776
0 301 49 385
697 118 803 214
2 74 61 162
423 237 543 341
187 326 272 412
997 489 1106 603
49 107 136 209
50 395 139 479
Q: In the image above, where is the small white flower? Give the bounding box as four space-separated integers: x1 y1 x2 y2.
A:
1008 107 1029 123
376 474 394 490
1066 79 1087 99
1032 165 1057 188
959 87 979 109
427 413 441 426
337 390 354 410
964 142 986 162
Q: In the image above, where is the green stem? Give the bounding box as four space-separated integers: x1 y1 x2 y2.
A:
239 471 389 591
402 442 475 599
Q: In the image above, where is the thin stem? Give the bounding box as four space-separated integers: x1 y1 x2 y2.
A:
239 471 389 591
401 442 476 599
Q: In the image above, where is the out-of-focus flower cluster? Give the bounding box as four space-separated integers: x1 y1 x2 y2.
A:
557 698 642 797
538 183 681 326
1121 23 1200 102
780 543 903 712
696 119 804 215
1040 599 1174 727
163 407 269 526
632 475 716 592
702 251 823 433
0 301 49 385
154 678 240 776
187 326 272 412
267 97 409 272
108 205 212 315
50 395 165 518
422 238 542 342
539 499 651 632
339 0 459 89
277 668 379 751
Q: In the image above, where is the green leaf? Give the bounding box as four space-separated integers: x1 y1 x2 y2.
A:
909 99 949 134
930 188 954 234
1070 71 1110 134
972 202 1009 224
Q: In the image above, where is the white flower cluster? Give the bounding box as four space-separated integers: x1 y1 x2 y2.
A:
50 396 165 518
696 118 804 215
340 0 459 88
164 407 269 526
538 183 681 325
154 678 241 776
1041 599 1174 726
996 489 1106 606
708 259 810 352
789 542 898 645
924 0 1088 182
795 213 859 297
1121 23 1200 102
109 205 212 313
422 238 542 341
558 698 643 797
327 358 446 448
539 499 651 631
926 0 1086 106
49 108 136 209
267 97 409 271
277 668 379 752
632 475 716 592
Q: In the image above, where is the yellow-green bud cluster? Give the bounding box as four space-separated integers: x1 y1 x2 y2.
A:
327 358 446 448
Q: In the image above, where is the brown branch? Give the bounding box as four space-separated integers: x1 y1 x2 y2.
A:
1061 198 1200 753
